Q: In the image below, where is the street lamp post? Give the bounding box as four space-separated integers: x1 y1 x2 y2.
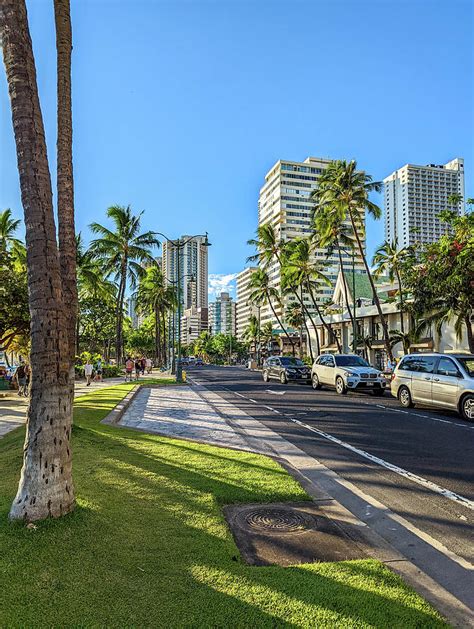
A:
157 231 211 383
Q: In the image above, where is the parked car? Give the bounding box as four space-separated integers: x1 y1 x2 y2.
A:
195 358 204 367
262 356 311 384
391 353 474 421
311 354 387 395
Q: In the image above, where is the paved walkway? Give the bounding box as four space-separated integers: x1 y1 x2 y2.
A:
0 377 126 439
118 385 252 451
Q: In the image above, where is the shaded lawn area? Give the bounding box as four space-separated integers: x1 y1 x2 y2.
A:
0 384 446 628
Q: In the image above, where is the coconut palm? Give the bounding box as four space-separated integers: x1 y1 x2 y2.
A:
247 223 282 267
1 0 75 521
285 301 308 360
136 265 177 365
372 239 408 334
354 333 373 361
389 329 420 355
313 160 394 361
89 205 160 363
281 237 339 354
54 0 77 369
248 268 295 355
311 205 356 335
0 208 22 251
260 321 274 346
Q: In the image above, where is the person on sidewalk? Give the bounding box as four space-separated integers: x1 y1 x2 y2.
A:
140 356 146 376
14 362 28 397
134 358 142 381
125 357 134 382
84 360 94 386
94 357 103 382
145 356 153 374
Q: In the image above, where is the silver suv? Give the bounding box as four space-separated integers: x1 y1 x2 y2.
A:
311 354 387 395
391 353 474 421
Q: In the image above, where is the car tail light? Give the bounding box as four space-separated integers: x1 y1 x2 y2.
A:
390 372 396 381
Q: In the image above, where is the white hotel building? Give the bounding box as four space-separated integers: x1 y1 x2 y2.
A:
257 157 365 325
384 158 465 248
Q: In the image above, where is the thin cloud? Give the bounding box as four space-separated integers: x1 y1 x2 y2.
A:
208 273 238 300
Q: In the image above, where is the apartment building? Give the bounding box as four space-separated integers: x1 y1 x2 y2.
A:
209 292 236 336
257 157 365 325
384 158 465 248
235 267 258 339
162 235 208 337
181 307 209 346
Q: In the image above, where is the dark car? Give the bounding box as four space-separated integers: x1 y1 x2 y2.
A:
195 358 204 367
262 356 311 384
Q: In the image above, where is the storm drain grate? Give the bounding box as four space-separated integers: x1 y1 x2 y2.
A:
224 502 370 566
244 508 314 534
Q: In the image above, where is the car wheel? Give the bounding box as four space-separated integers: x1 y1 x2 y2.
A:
280 372 287 385
263 370 269 383
398 386 414 408
335 376 347 395
460 394 474 422
312 374 322 390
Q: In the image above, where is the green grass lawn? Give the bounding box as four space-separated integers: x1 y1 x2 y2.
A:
0 383 447 628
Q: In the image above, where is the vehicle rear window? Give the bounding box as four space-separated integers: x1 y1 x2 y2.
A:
457 357 474 377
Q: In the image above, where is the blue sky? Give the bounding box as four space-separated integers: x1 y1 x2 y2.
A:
1 0 472 299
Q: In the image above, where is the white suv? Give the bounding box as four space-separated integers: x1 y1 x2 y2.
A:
311 354 387 396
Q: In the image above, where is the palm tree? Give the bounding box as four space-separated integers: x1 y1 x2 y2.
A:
248 268 295 355
373 239 408 334
281 237 339 354
313 160 394 362
54 0 77 371
0 208 22 251
285 302 308 360
260 321 274 346
89 205 160 363
312 205 356 337
2 0 75 521
355 333 373 361
389 328 419 355
136 265 177 365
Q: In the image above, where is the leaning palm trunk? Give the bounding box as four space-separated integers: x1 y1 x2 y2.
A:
289 283 320 357
2 0 75 520
306 281 342 353
115 264 126 363
154 306 162 365
337 244 355 336
266 293 295 356
395 268 405 335
348 210 393 362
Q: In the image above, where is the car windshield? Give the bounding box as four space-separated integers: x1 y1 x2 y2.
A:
457 357 474 377
280 357 305 367
335 355 369 367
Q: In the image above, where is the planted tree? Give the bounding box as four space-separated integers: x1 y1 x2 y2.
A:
1 0 76 520
373 239 409 335
89 205 159 363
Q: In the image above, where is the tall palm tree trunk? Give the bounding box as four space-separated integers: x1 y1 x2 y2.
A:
161 310 167 367
154 305 162 365
267 293 295 356
395 268 405 335
54 0 77 369
306 281 342 353
289 283 320 356
2 0 75 521
348 210 394 362
115 264 126 363
337 244 355 338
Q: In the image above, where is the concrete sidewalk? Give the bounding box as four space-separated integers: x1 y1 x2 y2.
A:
0 377 126 439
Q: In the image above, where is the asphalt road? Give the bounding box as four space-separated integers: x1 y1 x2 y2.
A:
191 365 474 566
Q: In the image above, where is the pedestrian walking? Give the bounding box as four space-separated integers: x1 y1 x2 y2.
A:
84 360 94 386
145 356 153 374
134 358 142 380
14 362 28 396
140 356 146 376
95 357 103 382
125 356 134 382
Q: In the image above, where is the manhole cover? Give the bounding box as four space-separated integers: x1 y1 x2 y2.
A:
244 508 313 533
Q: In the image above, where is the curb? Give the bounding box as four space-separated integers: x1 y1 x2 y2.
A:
100 385 140 425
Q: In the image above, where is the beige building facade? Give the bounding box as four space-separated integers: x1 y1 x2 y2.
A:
257 157 365 325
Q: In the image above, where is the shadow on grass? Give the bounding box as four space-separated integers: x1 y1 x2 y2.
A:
0 382 446 627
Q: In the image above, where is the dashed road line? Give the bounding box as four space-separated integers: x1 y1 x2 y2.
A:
287 416 474 512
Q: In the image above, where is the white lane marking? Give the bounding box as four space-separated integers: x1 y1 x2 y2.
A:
233 392 246 399
365 399 474 429
266 389 286 395
248 398 257 404
288 417 474 512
